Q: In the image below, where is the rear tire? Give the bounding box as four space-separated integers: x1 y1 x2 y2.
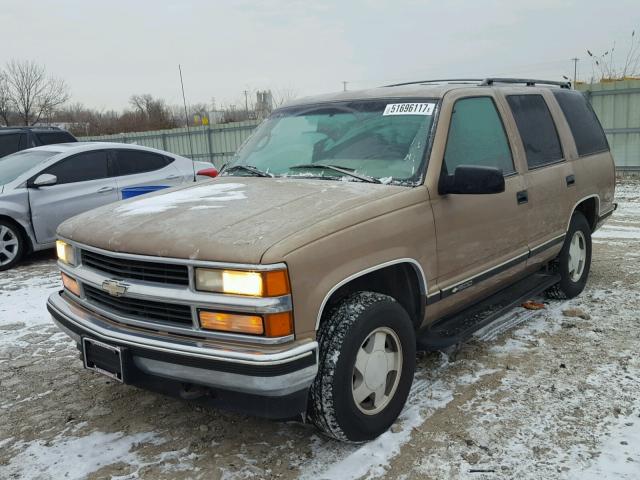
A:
0 220 25 271
545 212 592 299
308 291 416 442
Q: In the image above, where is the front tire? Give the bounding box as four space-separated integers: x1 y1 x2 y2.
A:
308 292 416 442
546 211 592 299
0 220 24 271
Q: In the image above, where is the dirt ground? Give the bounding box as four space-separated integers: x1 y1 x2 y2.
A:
1 181 639 480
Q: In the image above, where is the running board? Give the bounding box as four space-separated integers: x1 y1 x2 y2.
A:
417 272 560 351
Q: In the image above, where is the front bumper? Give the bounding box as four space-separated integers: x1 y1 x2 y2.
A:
47 291 318 417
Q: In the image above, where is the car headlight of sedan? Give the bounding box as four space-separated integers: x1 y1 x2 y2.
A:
56 240 77 266
195 268 290 297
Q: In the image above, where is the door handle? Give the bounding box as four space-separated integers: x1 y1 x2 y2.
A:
97 186 115 193
566 174 576 187
165 174 180 180
516 190 528 205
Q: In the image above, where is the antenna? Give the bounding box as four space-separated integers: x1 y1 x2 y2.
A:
179 64 196 182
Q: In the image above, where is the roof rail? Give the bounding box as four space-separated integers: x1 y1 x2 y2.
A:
382 77 571 89
481 78 571 89
383 78 484 88
0 126 63 131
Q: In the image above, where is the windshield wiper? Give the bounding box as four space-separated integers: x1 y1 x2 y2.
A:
222 164 273 177
288 164 380 184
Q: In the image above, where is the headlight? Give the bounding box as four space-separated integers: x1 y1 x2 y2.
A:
195 268 290 297
56 240 76 266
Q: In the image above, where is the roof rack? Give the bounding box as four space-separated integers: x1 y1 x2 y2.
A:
383 78 484 88
0 126 63 131
383 77 571 89
481 78 571 88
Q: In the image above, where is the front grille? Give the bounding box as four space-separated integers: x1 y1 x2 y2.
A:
81 250 190 286
84 284 193 326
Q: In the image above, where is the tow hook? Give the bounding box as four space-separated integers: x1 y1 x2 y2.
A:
179 383 208 400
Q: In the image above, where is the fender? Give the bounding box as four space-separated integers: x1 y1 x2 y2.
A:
315 258 427 330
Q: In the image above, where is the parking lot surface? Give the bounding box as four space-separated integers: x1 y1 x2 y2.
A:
1 181 639 480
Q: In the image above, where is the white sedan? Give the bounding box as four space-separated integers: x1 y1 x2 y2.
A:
0 142 215 270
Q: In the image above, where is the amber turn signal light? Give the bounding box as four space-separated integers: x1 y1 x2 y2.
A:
199 311 264 335
61 272 81 297
199 310 294 338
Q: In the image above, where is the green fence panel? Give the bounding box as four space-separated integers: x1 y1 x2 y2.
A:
79 120 261 168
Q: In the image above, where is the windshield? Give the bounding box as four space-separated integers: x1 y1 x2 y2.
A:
0 150 59 186
224 99 437 184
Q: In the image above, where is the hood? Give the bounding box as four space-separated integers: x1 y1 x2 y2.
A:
58 177 413 264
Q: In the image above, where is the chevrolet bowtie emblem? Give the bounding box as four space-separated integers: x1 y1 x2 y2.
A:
101 279 129 297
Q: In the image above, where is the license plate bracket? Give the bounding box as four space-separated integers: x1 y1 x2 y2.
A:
82 337 126 383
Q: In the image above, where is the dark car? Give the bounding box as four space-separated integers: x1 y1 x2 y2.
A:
0 126 77 158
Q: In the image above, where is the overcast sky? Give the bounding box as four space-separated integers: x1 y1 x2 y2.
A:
1 0 638 111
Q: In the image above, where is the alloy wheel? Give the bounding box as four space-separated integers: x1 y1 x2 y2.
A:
351 326 403 415
0 225 19 267
568 230 587 282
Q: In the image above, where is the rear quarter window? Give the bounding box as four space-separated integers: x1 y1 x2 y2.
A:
36 131 77 145
552 90 609 157
0 133 25 157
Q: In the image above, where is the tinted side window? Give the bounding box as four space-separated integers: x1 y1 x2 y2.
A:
0 134 23 157
36 132 76 145
553 90 609 156
45 151 109 184
444 97 514 174
506 95 563 168
114 150 171 176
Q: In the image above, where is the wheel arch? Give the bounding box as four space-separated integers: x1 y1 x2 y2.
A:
0 214 33 253
315 259 427 331
570 194 600 232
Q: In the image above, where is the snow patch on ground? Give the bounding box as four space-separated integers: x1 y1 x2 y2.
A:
2 430 164 480
299 364 497 480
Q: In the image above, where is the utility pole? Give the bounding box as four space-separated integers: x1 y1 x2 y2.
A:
342 81 348 92
571 57 579 88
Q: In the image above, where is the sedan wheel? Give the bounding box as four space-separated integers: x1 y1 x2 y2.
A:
0 222 24 270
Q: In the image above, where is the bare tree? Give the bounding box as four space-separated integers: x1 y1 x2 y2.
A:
129 94 176 130
4 60 70 125
272 87 299 108
0 71 11 126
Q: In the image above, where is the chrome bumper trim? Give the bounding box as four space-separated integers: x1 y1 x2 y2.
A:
48 292 317 367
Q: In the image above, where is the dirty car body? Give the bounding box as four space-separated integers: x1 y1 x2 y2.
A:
48 79 616 440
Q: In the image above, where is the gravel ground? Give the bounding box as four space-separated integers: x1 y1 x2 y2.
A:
1 181 639 480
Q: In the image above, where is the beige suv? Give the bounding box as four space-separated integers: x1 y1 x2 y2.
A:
48 78 616 442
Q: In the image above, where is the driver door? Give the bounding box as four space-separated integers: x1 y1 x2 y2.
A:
427 93 529 318
29 150 118 244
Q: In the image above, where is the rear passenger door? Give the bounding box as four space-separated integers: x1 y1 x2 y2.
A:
503 93 577 263
111 149 184 197
429 94 529 313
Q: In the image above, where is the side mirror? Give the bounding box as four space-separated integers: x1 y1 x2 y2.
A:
31 173 58 188
439 165 505 195
197 167 219 179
